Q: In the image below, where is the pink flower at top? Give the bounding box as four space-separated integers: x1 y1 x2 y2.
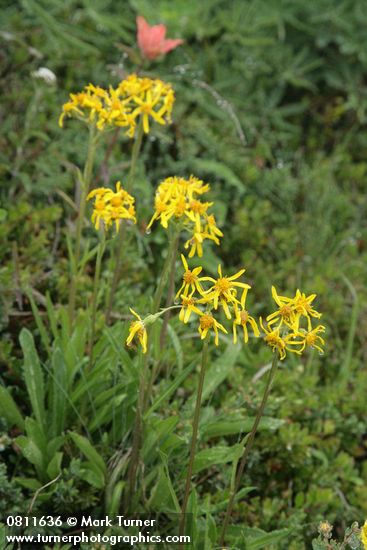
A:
136 16 184 60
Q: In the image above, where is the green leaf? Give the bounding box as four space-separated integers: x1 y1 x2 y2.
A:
50 347 67 437
187 344 241 411
15 435 44 473
20 329 46 432
79 466 105 489
202 416 285 439
193 444 243 474
192 159 244 192
106 481 124 517
14 477 42 491
158 451 181 513
69 431 106 477
166 323 184 372
246 528 291 549
25 289 51 356
148 465 179 513
47 452 63 479
89 394 126 432
45 292 59 340
0 386 24 430
25 417 47 458
211 487 256 513
144 359 197 419
186 487 199 544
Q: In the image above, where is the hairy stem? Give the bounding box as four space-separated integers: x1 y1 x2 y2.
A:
220 354 279 546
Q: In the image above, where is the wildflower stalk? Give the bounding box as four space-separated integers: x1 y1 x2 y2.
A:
179 339 209 541
153 226 180 312
125 304 180 510
68 124 98 326
125 348 148 511
87 231 106 367
220 354 279 546
105 120 144 324
143 227 180 407
159 233 180 347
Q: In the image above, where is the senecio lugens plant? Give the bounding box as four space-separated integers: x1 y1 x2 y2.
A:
60 72 326 546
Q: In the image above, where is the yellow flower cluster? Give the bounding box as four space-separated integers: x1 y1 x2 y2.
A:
126 257 326 356
87 181 136 232
59 74 175 137
260 286 325 360
147 176 223 257
177 255 259 345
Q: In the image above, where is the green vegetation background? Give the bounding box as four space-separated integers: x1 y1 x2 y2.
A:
1 1 367 548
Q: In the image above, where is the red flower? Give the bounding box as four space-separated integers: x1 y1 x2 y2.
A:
136 16 184 60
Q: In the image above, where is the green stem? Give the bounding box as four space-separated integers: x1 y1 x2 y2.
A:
220 354 279 547
153 227 180 313
88 232 106 367
125 349 148 510
127 118 144 193
105 120 144 324
68 124 98 326
142 228 180 409
160 232 180 348
179 339 209 542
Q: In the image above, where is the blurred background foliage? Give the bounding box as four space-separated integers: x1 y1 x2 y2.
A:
1 0 367 548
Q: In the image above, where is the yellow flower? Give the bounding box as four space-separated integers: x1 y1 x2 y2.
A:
293 289 322 323
205 214 224 241
87 181 136 232
184 231 214 258
118 74 175 135
59 85 133 133
266 286 298 329
201 265 251 319
179 294 202 323
176 255 205 298
147 175 222 258
361 520 367 549
185 200 213 232
260 318 303 361
233 308 260 344
59 74 174 136
298 325 326 354
126 309 148 353
198 313 227 346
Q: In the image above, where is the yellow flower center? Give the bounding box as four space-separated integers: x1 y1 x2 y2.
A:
189 200 206 214
183 270 196 284
265 332 285 350
305 332 317 346
240 310 249 324
182 296 196 307
95 199 106 211
279 305 292 317
200 314 214 330
174 198 187 216
294 297 310 313
215 277 231 294
140 103 153 114
110 196 122 207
